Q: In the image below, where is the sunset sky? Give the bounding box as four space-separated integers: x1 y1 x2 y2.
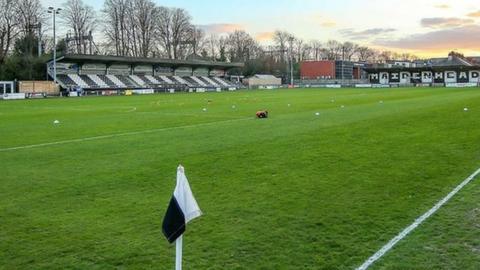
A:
41 0 480 57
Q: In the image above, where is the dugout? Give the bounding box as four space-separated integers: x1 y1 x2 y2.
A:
0 81 15 95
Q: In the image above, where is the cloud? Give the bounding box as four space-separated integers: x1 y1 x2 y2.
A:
198 24 245 34
339 28 396 39
421 17 475 28
374 25 480 51
255 32 275 42
320 21 336 28
467 10 480 18
308 13 337 28
434 4 450 9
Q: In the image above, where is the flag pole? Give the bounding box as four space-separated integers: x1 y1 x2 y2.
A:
175 235 183 270
176 165 183 270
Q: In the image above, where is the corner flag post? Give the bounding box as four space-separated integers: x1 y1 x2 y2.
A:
176 235 183 270
162 165 202 270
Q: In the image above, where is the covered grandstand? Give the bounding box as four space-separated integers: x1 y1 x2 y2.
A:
47 55 244 93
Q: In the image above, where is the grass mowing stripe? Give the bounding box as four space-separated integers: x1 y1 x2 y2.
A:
356 167 480 270
0 117 252 152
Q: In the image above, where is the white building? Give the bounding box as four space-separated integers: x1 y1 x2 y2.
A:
244 74 282 88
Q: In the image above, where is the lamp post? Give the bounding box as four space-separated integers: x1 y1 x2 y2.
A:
288 37 295 86
48 7 61 83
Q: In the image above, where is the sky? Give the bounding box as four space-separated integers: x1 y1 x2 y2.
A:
41 0 480 57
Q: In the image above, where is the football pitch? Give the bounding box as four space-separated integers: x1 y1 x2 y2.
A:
1 88 480 269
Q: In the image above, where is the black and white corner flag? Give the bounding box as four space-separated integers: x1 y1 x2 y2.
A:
162 165 202 244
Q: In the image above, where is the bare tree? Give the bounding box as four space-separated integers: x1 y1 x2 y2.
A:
294 38 306 62
17 0 44 36
356 46 375 62
154 7 193 59
399 53 418 61
130 0 157 57
62 0 96 54
181 26 206 57
205 34 219 61
325 40 342 60
378 50 393 62
341 42 358 61
309 40 323 61
155 6 172 58
0 0 20 64
217 36 227 62
226 30 260 62
170 8 192 59
103 0 129 56
273 30 293 63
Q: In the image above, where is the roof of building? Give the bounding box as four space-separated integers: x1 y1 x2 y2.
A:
386 60 413 63
364 65 480 73
250 74 280 79
415 55 474 67
467 56 480 64
367 54 480 72
52 54 244 69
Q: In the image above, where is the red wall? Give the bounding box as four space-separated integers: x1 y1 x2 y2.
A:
353 67 361 79
300 61 336 79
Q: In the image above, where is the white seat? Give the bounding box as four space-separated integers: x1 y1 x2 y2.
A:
129 75 147 86
88 74 109 87
201 76 220 87
68 74 89 88
173 76 192 86
106 75 126 87
159 76 174 84
145 75 161 84
190 76 207 86
212 77 230 87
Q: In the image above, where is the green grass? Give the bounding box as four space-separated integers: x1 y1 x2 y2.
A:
1 88 480 269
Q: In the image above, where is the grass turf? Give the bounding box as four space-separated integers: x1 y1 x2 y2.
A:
1 88 480 269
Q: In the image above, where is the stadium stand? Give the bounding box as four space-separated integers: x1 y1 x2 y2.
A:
79 75 98 88
88 74 109 88
190 76 207 87
201 76 220 87
48 54 244 93
159 75 174 84
97 75 116 87
212 77 230 87
116 76 137 88
143 75 160 84
129 75 147 87
172 76 191 86
68 74 89 88
57 74 77 88
106 75 127 88
183 77 202 87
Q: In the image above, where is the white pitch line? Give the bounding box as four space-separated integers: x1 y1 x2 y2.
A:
125 107 137 113
356 167 480 270
0 118 251 152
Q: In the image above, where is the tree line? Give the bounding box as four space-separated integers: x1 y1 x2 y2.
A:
0 0 419 80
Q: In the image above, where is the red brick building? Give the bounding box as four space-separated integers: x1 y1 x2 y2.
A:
300 61 336 79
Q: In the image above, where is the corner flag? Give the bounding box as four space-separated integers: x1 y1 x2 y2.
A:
162 165 202 244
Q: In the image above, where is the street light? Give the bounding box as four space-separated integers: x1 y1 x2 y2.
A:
288 37 295 86
47 7 61 84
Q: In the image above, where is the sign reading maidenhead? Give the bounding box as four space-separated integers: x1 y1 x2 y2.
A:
368 70 480 84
